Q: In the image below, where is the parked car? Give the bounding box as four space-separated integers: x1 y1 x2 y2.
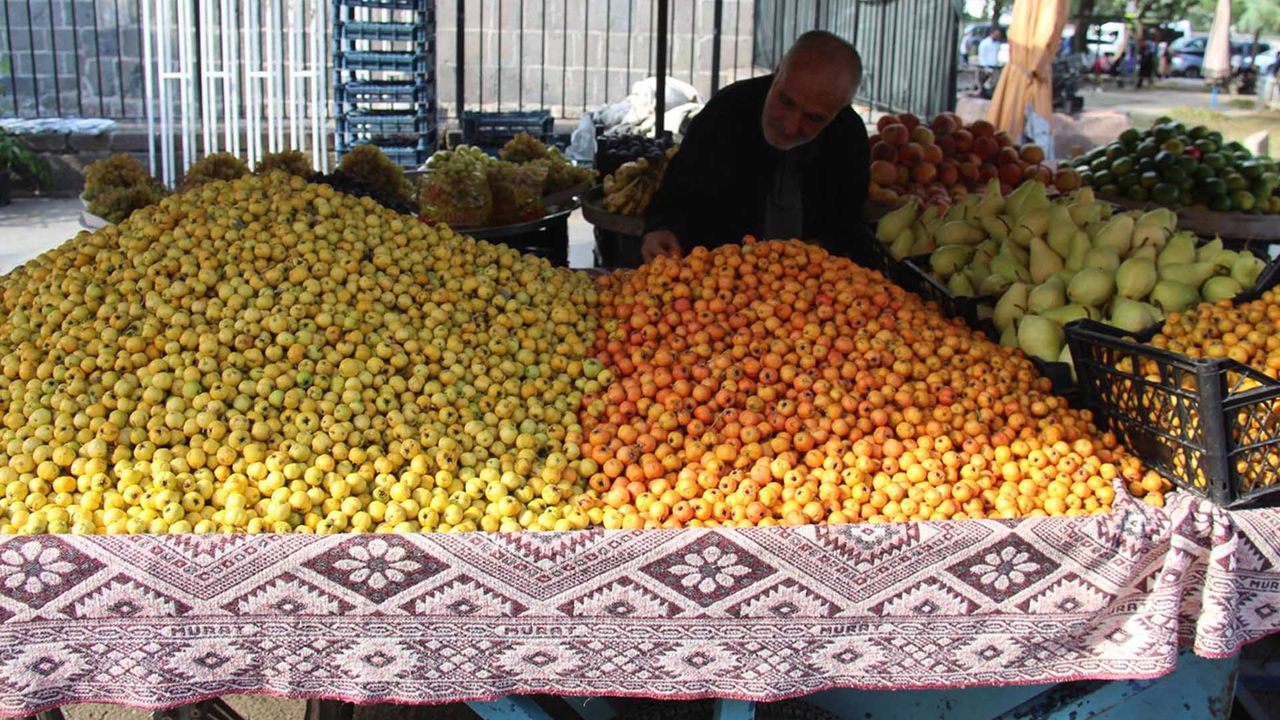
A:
1169 35 1208 77
1232 43 1275 71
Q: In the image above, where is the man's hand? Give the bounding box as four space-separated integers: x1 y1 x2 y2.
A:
641 230 682 264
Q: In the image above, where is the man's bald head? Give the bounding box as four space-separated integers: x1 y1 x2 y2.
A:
762 31 862 150
779 31 862 103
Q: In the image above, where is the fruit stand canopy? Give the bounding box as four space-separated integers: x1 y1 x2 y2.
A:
0 489 1276 716
989 0 1070 142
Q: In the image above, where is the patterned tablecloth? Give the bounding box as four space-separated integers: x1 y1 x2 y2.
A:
0 489 1277 717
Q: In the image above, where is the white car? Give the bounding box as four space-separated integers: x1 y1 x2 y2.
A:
1233 46 1277 73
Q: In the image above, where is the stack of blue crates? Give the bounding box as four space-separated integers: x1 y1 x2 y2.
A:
333 0 437 167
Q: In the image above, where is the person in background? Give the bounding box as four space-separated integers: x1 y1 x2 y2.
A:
640 31 871 265
978 28 1003 71
1137 36 1158 88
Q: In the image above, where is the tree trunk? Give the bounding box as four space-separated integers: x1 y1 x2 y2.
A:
1251 28 1262 70
1073 0 1095 55
991 0 1004 28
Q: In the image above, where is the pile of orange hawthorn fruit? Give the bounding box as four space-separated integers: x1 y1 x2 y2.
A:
580 238 1169 530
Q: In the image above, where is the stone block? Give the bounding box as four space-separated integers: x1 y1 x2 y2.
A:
68 132 113 152
21 133 70 153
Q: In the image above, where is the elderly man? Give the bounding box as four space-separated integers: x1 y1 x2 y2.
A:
640 31 872 264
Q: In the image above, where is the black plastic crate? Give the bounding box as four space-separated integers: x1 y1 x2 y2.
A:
1066 319 1280 507
335 80 435 105
892 254 996 328
339 110 434 133
462 111 555 152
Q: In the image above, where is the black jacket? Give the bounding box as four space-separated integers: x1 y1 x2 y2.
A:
644 74 872 261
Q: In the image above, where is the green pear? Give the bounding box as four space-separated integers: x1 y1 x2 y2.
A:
1159 262 1218 288
1128 245 1158 262
1201 276 1244 302
948 272 975 297
1059 343 1076 381
1116 257 1158 299
1028 276 1067 314
1043 303 1098 325
1090 215 1135 255
909 231 937 256
1019 207 1051 238
1109 297 1159 333
1068 197 1103 227
1000 323 1019 348
964 261 992 287
1196 237 1224 263
1157 232 1198 268
993 282 1029 333
979 273 1014 296
1017 314 1066 362
930 245 975 278
1149 280 1201 314
1065 231 1091 271
1231 254 1267 288
888 228 916 260
1046 206 1076 257
875 196 919 244
981 214 1013 242
1029 237 1065 284
1084 247 1121 272
1067 268 1116 308
972 178 1006 218
991 252 1031 283
1205 248 1239 271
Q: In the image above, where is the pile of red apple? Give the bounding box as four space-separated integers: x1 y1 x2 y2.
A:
867 112 1083 209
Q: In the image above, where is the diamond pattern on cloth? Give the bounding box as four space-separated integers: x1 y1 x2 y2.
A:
0 493 1276 714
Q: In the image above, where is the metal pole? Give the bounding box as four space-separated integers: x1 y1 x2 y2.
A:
455 0 464 120
710 0 722 95
655 0 667 135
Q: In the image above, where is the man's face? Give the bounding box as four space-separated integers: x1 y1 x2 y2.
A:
761 64 851 151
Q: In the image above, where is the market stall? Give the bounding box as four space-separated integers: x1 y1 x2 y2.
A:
0 490 1276 716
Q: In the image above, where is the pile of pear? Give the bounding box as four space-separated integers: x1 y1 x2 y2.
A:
874 179 1270 369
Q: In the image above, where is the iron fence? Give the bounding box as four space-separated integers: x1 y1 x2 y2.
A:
754 0 960 119
0 0 958 125
1 0 146 118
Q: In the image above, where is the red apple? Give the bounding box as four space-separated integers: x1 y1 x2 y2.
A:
999 162 1024 186
978 162 1000 182
994 130 1015 148
912 163 938 185
899 113 921 131
910 126 936 146
937 161 959 186
931 114 958 137
996 146 1021 166
936 136 958 158
923 143 945 165
870 160 898 186
973 136 1000 162
1019 144 1045 164
969 120 995 138
877 114 901 133
1053 167 1082 191
952 129 974 152
881 123 910 147
870 141 898 163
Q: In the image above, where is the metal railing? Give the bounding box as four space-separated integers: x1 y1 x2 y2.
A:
1 0 958 126
1 0 147 119
754 0 960 119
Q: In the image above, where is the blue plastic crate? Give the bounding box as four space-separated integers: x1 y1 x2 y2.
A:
461 110 554 150
336 50 432 72
335 0 431 10
335 80 435 105
337 21 426 43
